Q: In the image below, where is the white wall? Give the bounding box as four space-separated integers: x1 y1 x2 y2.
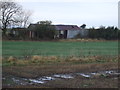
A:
67 29 88 38
67 30 80 38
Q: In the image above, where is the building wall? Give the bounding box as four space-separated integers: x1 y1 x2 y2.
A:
67 30 80 38
67 29 88 39
60 31 64 34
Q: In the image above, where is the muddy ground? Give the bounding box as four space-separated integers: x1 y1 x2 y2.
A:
2 62 119 88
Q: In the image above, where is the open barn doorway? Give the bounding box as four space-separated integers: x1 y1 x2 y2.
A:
64 30 68 39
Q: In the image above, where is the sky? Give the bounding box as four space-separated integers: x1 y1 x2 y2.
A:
16 0 119 28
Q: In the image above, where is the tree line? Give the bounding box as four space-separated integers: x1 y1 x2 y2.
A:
87 26 119 40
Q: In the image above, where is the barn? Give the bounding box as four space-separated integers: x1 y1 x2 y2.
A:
28 24 88 39
9 24 88 39
55 25 86 39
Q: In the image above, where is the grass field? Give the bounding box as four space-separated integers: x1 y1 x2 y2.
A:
2 41 118 57
2 40 119 88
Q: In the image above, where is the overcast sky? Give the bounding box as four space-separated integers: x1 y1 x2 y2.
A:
18 0 119 28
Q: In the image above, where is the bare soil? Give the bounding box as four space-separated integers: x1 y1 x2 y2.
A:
2 62 119 88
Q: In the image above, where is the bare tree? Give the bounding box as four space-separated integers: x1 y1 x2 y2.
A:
0 1 32 35
17 10 32 28
0 1 23 34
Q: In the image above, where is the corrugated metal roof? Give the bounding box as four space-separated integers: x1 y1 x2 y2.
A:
55 25 81 30
28 24 81 31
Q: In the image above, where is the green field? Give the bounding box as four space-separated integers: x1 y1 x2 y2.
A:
2 41 118 57
2 41 119 88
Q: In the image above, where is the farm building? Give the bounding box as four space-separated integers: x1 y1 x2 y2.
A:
28 24 88 39
54 25 88 39
6 24 88 39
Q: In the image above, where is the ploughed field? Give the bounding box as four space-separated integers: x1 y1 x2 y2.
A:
2 40 119 88
2 41 118 57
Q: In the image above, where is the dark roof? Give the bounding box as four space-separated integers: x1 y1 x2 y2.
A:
11 28 26 31
28 24 38 30
28 24 81 31
54 25 81 30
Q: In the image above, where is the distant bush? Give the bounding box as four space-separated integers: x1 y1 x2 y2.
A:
88 26 119 40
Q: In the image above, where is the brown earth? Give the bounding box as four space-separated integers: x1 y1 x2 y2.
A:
3 62 118 78
2 62 119 88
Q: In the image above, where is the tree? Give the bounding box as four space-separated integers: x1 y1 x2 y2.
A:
35 20 56 39
88 26 119 40
0 1 22 34
15 10 32 28
37 20 52 25
0 1 32 35
80 24 86 29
